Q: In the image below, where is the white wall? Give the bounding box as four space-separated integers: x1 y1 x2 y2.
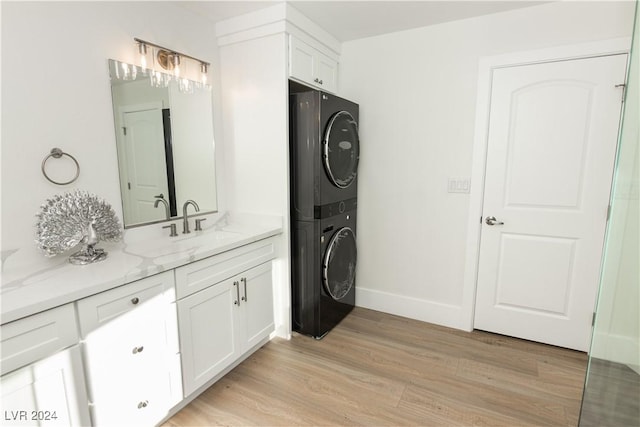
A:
218 33 291 338
1 2 226 260
339 1 635 329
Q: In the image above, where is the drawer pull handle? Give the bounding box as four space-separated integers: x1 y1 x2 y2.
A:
131 297 140 305
132 346 144 354
241 277 247 302
137 400 148 409
233 281 240 306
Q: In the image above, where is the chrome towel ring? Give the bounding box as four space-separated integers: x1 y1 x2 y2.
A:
41 148 80 185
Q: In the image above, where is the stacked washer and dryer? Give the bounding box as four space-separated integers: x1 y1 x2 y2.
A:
289 90 360 339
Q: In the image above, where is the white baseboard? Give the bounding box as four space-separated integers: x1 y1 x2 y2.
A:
591 331 640 373
355 286 467 331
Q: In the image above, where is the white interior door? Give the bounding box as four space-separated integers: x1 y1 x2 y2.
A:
122 108 169 225
474 54 627 351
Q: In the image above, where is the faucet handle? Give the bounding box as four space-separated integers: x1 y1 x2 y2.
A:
195 218 207 231
162 223 178 237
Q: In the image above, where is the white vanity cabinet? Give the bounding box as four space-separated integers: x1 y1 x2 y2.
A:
0 304 91 427
76 271 182 426
1 346 91 427
289 35 338 93
176 238 276 397
237 262 275 351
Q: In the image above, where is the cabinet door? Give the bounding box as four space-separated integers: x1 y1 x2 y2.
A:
239 262 275 350
0 346 91 427
289 36 315 86
177 277 239 397
289 35 338 93
315 50 338 94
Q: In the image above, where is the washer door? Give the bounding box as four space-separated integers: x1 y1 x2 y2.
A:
322 227 357 300
323 111 359 188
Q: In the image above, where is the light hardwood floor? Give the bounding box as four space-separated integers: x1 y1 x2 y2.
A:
164 307 588 426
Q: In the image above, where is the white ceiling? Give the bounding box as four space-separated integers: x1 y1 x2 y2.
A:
289 1 548 41
177 1 548 42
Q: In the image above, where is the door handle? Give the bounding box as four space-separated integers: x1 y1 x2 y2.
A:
233 281 240 306
485 216 504 226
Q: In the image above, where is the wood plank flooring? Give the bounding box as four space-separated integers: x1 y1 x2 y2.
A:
163 307 588 426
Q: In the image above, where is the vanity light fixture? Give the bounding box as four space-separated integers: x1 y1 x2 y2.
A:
133 37 210 89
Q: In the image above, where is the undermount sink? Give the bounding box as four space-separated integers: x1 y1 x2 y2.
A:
125 230 243 259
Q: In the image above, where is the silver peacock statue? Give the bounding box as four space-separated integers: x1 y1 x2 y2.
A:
36 190 122 265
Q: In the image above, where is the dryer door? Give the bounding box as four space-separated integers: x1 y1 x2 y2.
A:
322 227 357 300
323 111 359 188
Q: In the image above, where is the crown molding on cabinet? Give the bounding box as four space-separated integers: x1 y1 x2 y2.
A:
215 2 340 59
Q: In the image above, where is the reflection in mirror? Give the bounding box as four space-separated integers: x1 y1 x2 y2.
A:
108 59 217 228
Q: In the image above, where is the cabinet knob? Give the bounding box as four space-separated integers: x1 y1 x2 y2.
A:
314 78 324 85
137 400 149 409
132 346 144 354
131 297 140 305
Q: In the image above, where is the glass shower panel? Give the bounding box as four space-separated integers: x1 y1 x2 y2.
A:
579 2 640 425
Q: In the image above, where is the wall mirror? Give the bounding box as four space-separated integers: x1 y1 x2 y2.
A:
108 59 217 228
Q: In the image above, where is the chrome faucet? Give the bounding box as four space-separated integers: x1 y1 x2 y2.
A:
153 197 170 219
182 200 200 234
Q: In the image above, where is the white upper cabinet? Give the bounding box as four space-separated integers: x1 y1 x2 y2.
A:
289 35 338 93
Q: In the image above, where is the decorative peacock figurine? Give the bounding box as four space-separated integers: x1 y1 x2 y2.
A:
36 190 122 264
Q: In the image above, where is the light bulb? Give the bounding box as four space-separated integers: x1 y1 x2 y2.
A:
138 42 148 71
200 63 208 87
173 55 181 79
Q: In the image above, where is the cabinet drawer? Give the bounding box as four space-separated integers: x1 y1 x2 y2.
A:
175 239 275 299
88 361 172 427
1 304 78 375
77 271 175 337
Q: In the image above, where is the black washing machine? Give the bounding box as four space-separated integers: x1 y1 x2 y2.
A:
289 89 359 338
291 201 357 338
290 90 359 221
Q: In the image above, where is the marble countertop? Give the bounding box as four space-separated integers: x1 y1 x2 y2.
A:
1 212 282 325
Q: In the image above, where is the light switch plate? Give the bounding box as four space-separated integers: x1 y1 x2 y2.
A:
448 177 470 193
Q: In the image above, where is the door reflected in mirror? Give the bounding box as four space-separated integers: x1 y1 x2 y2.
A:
108 59 217 228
